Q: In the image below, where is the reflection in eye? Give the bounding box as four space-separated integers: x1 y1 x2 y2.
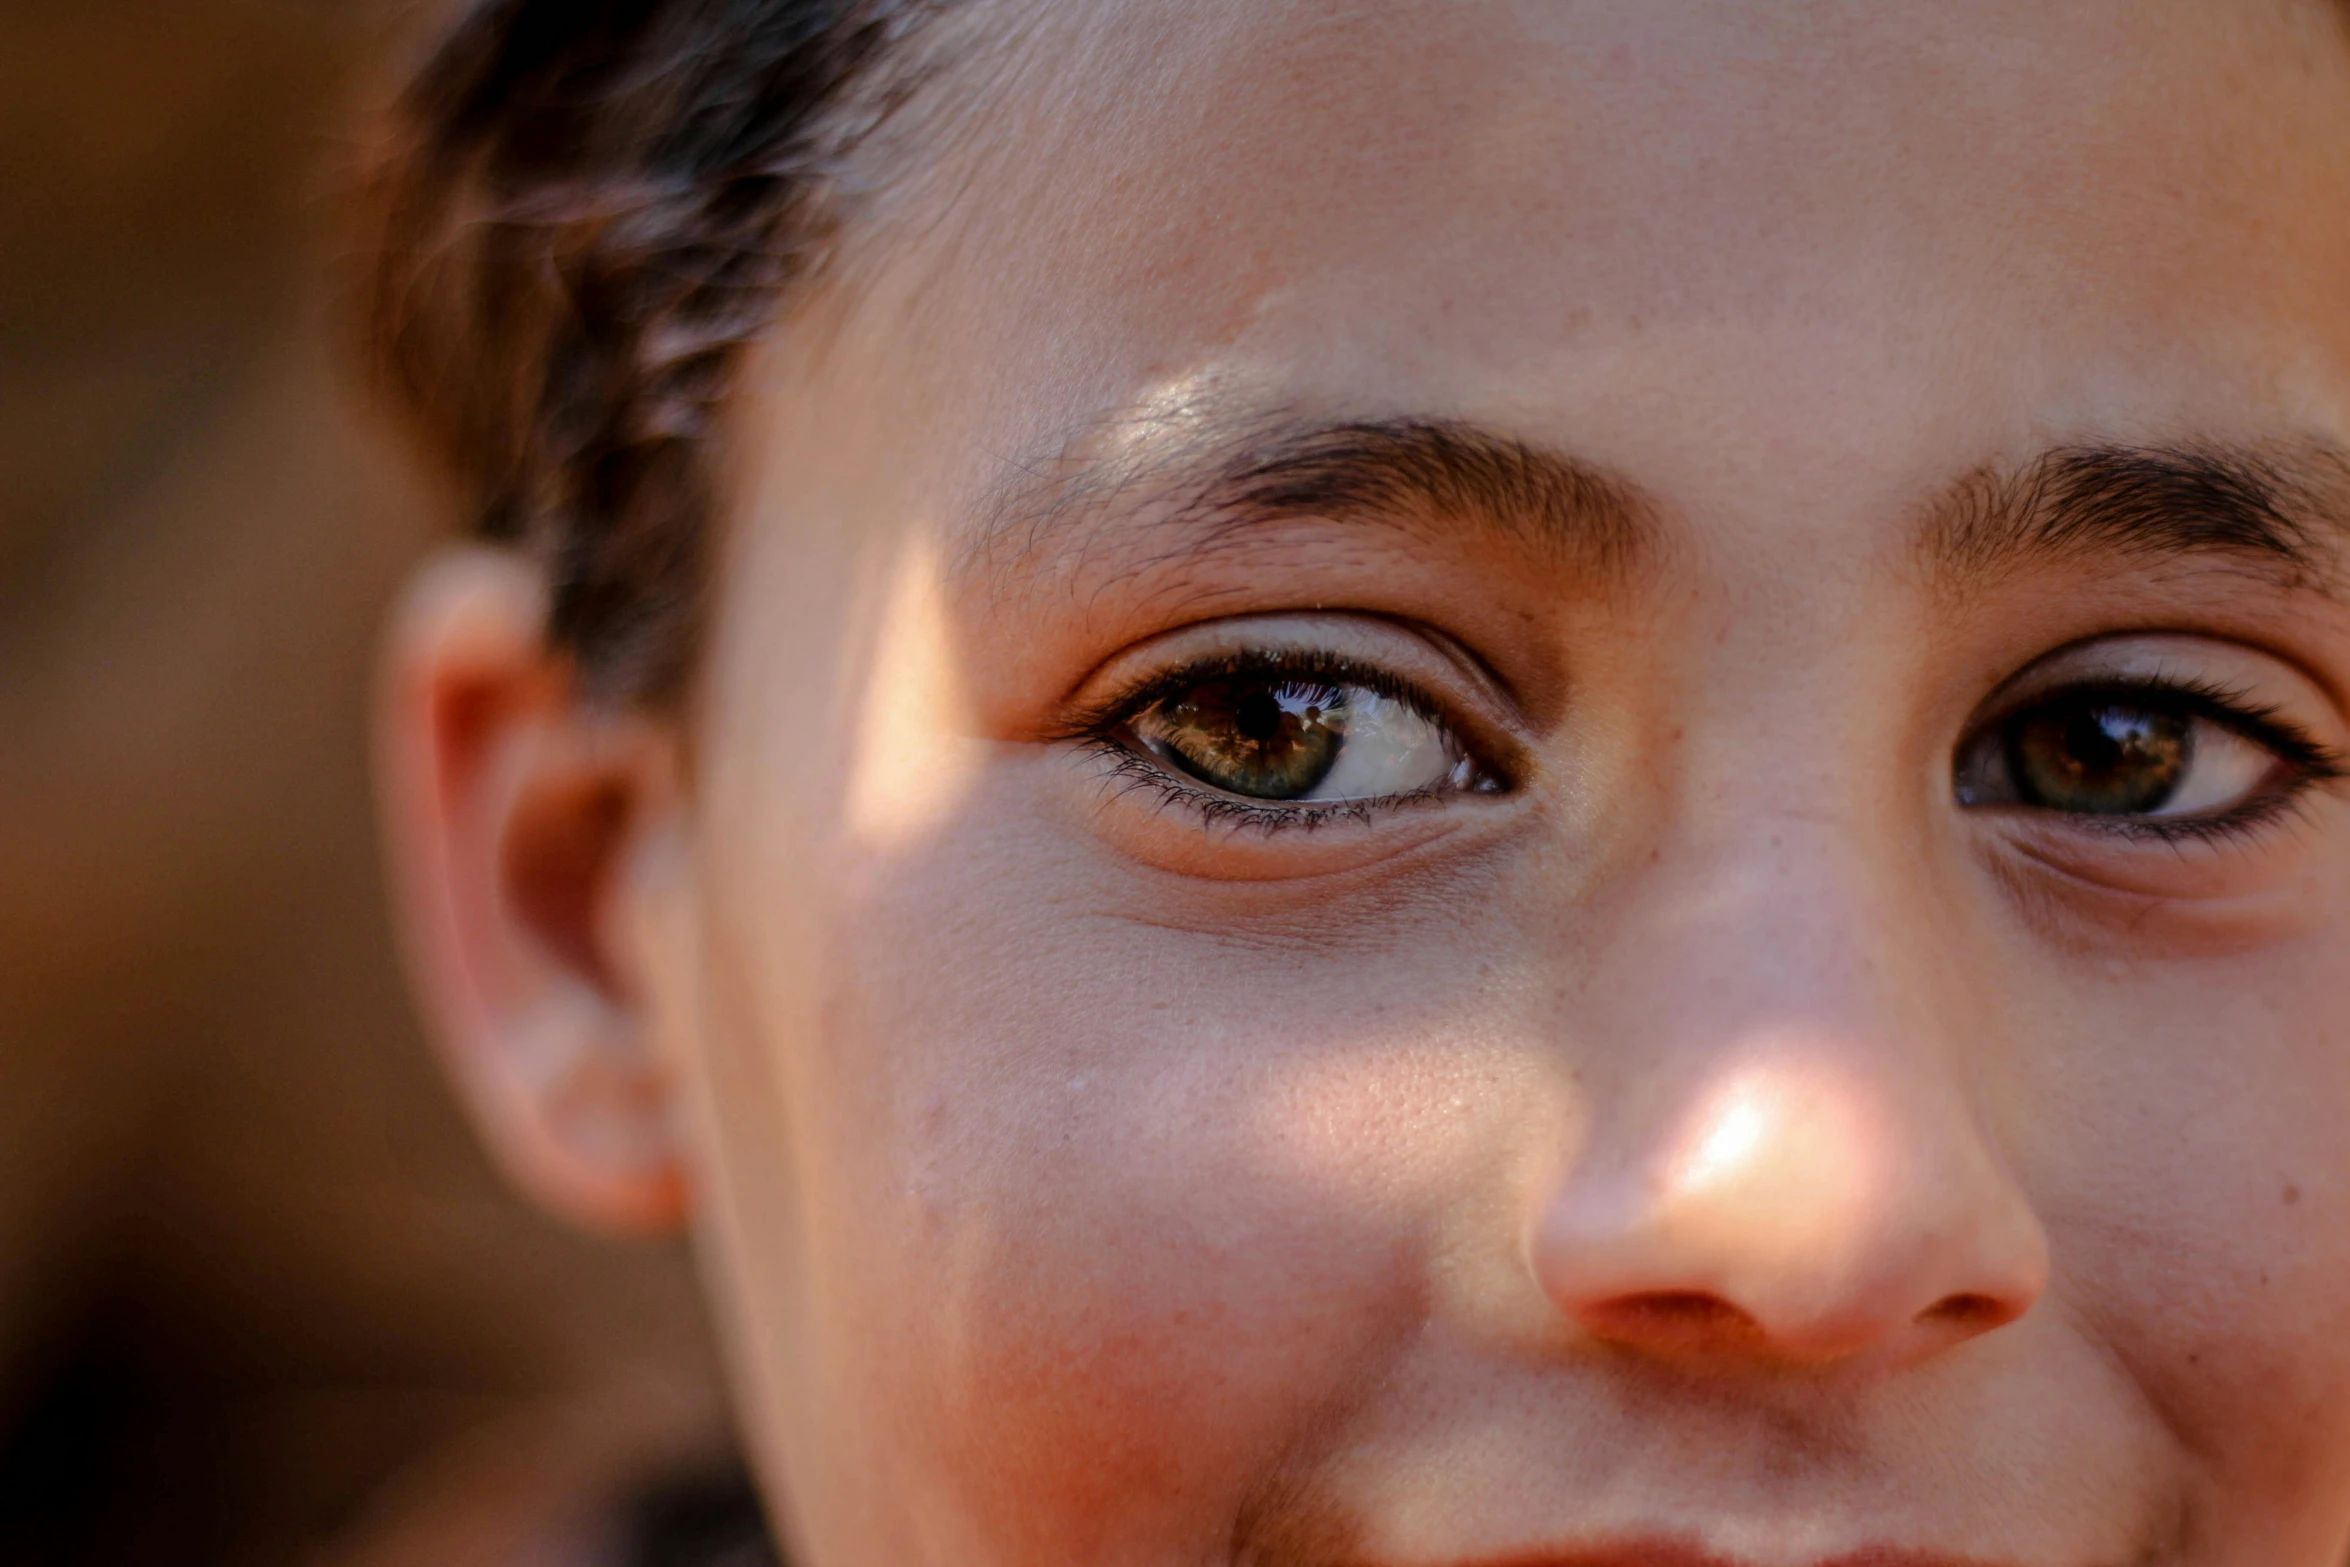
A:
1955 685 2303 821
1125 671 1488 803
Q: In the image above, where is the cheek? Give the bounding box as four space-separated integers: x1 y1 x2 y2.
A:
2020 935 2350 1521
885 1097 1410 1561
786 819 1511 1559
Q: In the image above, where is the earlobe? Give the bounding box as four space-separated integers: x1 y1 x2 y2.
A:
378 545 691 1236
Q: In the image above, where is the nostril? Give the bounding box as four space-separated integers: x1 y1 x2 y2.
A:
1578 1288 2029 1364
1579 1290 1765 1353
1917 1291 2021 1336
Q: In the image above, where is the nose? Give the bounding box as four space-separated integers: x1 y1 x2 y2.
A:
1526 858 2048 1368
1531 1049 2047 1365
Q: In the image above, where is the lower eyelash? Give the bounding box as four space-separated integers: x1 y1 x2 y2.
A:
1081 742 1441 835
2063 777 2337 848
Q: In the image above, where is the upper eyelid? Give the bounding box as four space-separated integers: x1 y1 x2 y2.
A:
1984 676 2260 733
1060 610 1525 721
1064 648 1459 740
1989 675 2343 774
1971 628 2345 724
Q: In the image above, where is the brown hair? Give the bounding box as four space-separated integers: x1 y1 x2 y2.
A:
363 0 942 700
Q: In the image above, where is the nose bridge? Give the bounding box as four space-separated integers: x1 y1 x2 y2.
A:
1528 812 2049 1366
1607 804 1953 1092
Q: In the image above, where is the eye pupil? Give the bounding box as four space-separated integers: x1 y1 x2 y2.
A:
1233 687 1288 743
2008 699 2190 814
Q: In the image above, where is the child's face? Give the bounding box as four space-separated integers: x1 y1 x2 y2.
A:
392 0 2350 1561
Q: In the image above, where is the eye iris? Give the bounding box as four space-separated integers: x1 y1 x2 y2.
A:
2007 700 2190 814
1149 677 1346 799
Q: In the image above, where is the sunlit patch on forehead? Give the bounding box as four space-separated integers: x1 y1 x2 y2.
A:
959 365 1281 577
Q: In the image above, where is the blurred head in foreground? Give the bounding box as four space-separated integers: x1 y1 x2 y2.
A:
363 2 2350 1562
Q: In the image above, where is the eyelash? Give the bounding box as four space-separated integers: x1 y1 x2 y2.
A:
1983 674 2348 845
1066 658 2350 844
1067 648 1490 834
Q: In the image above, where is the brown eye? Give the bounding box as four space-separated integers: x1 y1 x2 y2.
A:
1956 687 2284 820
1143 677 1348 799
1124 669 1490 804
2005 700 2189 814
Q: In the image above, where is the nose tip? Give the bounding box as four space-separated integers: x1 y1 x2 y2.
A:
1528 1056 2048 1367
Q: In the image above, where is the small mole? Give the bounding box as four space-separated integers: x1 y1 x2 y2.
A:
2284 1183 2303 1206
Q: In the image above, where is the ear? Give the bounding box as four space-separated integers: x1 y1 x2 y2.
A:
377 546 690 1235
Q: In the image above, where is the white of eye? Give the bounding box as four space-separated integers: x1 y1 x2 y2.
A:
2149 718 2279 817
1303 690 1474 801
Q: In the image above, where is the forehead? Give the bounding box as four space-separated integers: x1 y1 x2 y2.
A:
786 0 2350 547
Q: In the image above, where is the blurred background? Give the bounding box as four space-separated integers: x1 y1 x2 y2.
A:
0 2 738 1561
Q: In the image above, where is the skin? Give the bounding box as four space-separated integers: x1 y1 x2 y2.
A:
383 1 2350 1563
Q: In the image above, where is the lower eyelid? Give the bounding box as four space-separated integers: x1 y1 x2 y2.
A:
1090 741 1458 832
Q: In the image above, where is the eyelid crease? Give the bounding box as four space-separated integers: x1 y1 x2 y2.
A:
1970 627 2350 728
1051 611 1526 731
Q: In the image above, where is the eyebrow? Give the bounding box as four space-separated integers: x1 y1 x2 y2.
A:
971 413 1653 586
974 412 2350 603
1920 442 2350 596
